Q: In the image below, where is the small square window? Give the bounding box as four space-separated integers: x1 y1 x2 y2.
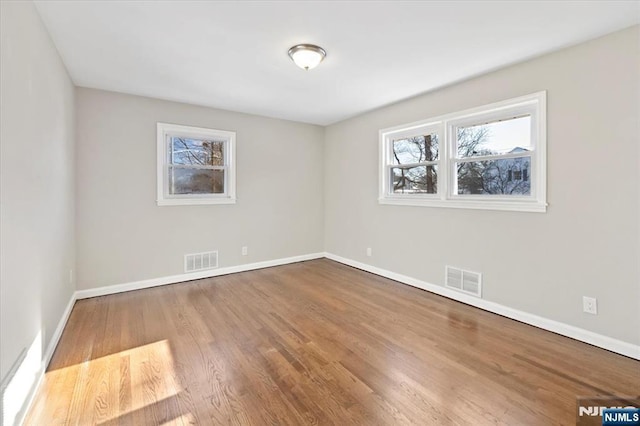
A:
157 123 236 206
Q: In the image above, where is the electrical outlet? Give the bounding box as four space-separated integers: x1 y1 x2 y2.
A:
242 246 248 256
583 296 597 315
366 247 372 257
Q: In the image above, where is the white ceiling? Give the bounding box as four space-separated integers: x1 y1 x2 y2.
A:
35 1 639 125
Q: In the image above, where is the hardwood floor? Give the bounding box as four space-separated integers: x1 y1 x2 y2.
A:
26 259 639 425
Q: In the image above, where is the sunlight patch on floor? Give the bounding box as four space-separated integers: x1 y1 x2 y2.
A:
36 339 190 424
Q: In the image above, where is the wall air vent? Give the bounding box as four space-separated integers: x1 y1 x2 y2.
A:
445 266 482 297
184 251 218 273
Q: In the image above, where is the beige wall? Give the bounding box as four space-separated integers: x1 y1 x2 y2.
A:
75 88 325 289
324 26 640 345
0 0 75 405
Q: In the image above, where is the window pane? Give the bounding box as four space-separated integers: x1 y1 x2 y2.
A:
456 156 531 195
391 165 437 194
457 115 531 158
392 134 438 164
171 137 224 166
170 168 224 194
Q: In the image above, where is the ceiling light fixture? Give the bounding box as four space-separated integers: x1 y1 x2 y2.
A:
287 44 326 70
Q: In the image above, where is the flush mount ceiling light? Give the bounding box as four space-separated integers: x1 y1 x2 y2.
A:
287 44 326 70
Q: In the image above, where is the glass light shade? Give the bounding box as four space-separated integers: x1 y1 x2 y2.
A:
288 44 326 70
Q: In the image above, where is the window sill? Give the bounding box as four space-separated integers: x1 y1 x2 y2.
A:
378 197 547 213
157 197 236 206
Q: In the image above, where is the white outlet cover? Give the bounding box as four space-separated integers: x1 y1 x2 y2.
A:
583 296 597 315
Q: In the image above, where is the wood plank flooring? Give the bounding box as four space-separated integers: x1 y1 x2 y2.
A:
26 259 639 425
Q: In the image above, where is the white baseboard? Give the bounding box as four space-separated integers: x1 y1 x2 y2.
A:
11 292 76 426
43 294 77 372
75 252 325 300
324 252 640 360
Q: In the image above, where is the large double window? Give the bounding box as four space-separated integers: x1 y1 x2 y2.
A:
379 92 546 212
157 123 236 206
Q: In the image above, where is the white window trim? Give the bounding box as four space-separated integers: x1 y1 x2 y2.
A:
379 91 547 213
157 122 236 206
384 121 443 201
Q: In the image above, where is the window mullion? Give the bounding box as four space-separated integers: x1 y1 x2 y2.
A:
441 125 450 201
167 134 173 196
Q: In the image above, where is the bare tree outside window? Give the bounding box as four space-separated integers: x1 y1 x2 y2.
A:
392 134 438 194
170 138 225 194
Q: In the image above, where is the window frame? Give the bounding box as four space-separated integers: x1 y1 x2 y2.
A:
385 122 443 199
379 91 547 213
157 122 236 206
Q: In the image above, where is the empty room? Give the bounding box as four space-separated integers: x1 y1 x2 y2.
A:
1 1 639 425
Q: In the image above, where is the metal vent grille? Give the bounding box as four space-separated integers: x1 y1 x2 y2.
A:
445 266 482 297
184 251 218 273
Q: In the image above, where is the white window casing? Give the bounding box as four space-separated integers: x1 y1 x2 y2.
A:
157 122 236 206
379 91 547 212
